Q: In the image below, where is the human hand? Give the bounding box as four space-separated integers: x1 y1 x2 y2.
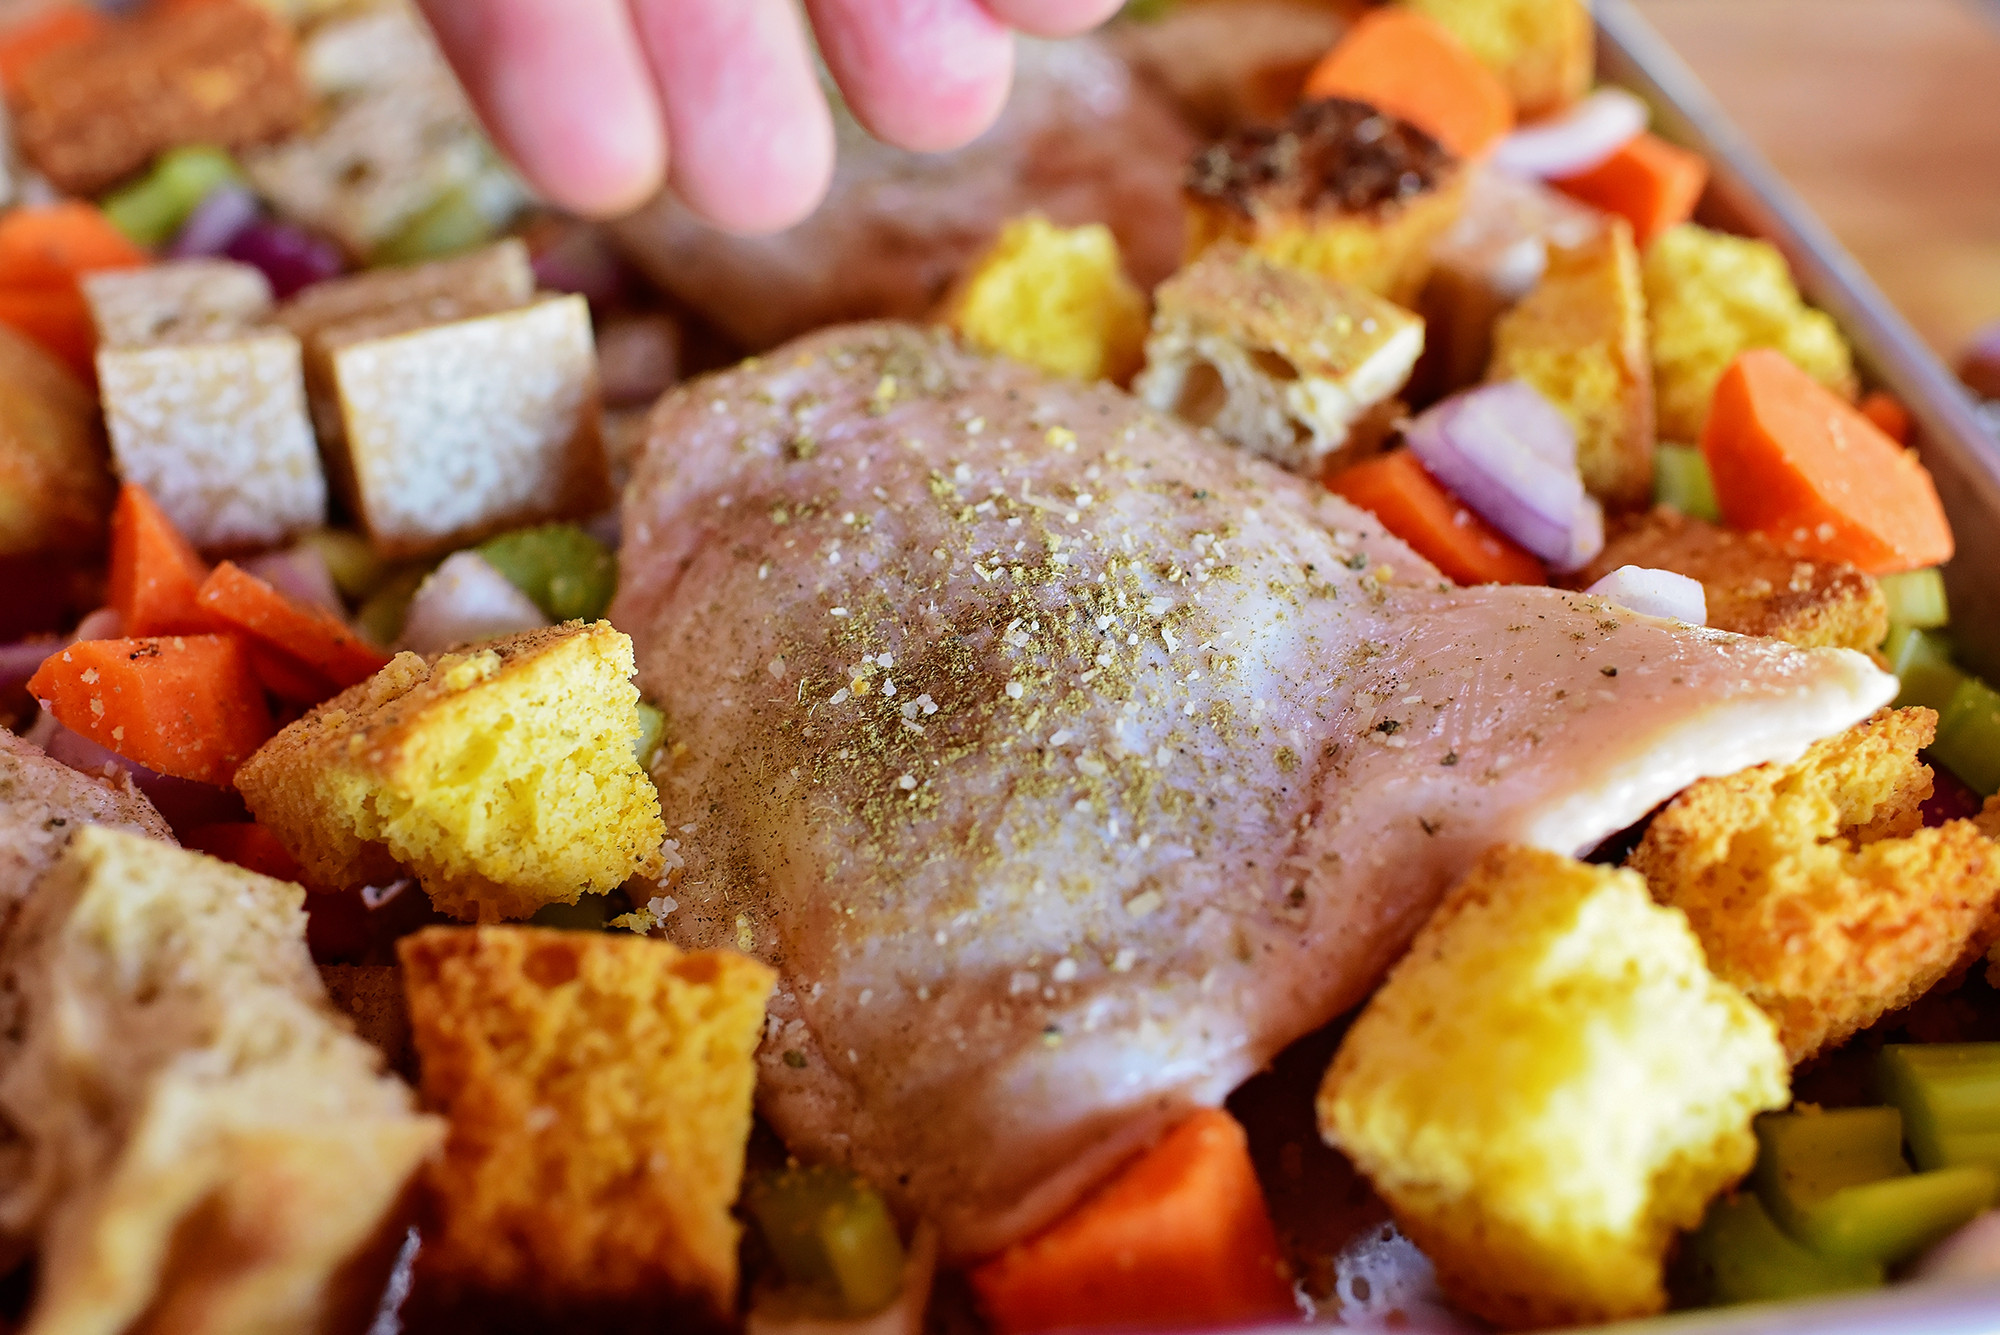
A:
416 0 1127 235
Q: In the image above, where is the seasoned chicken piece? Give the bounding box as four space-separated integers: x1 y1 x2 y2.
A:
611 324 1893 1258
1109 0 1352 134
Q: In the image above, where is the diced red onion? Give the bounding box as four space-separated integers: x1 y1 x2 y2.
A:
1585 566 1707 624
1491 89 1650 180
531 225 628 307
225 221 346 300
1917 1210 2000 1281
1406 382 1604 571
70 606 124 642
0 638 58 690
397 551 549 655
242 545 344 616
1961 320 2000 399
39 721 247 830
166 182 261 259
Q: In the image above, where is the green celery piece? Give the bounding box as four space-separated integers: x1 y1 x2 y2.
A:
372 187 493 266
1880 1044 2000 1171
354 564 431 649
1787 1166 1997 1263
297 529 386 602
528 893 617 931
1884 625 1965 714
1755 1108 1909 1242
476 524 618 623
1683 1194 1882 1307
1119 0 1178 18
1935 676 2000 796
633 703 665 767
1654 443 1722 523
102 145 241 248
744 1165 905 1318
1878 568 1950 630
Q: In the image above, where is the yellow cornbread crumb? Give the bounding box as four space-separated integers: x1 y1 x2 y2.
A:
399 925 775 1321
1320 846 1787 1331
236 621 666 922
945 215 1149 383
1643 224 1857 442
1400 0 1592 118
1630 708 2000 1063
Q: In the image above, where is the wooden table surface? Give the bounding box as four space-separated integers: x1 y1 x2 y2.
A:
1631 0 2000 363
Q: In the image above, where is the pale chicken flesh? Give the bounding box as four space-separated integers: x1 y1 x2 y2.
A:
610 324 1894 1257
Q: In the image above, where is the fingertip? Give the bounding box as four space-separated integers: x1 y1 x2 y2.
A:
978 0 1124 39
673 92 836 235
808 0 1015 154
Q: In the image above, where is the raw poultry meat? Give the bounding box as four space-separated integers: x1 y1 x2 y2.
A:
610 323 1894 1258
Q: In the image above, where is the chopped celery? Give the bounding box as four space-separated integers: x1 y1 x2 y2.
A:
476 524 618 623
1879 568 1950 630
1883 625 1965 714
102 145 241 248
744 1165 905 1318
354 564 432 648
1880 1044 2000 1171
1792 1167 1998 1263
633 702 665 767
297 529 386 602
1683 1194 1881 1306
1935 677 2000 797
528 893 617 931
372 187 493 266
1654 443 1722 523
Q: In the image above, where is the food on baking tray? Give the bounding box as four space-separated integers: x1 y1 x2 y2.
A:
0 0 1992 1329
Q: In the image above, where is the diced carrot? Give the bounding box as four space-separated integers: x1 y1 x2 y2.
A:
1554 132 1709 249
972 1109 1295 1335
0 285 95 378
0 202 148 289
1860 390 1913 445
0 4 108 92
1302 9 1514 161
1702 348 1954 574
180 821 304 882
244 639 337 707
1325 450 1547 586
27 634 274 785
195 562 389 693
108 482 213 637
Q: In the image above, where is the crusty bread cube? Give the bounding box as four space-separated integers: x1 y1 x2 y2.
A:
1401 0 1592 119
1320 845 1787 1331
398 925 775 1321
0 321 113 557
1185 97 1466 307
276 240 536 348
1630 708 2000 1062
87 260 327 551
235 622 666 923
1488 220 1656 510
1135 243 1423 474
1571 507 1889 652
0 727 171 931
944 215 1149 384
0 826 441 1334
1644 224 1858 442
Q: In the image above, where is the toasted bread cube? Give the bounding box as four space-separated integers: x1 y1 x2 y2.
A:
10 0 309 196
1572 508 1889 652
1488 220 1655 509
1644 224 1858 442
0 321 112 557
236 622 667 922
944 215 1149 384
276 239 535 347
1185 97 1466 307
0 827 442 1334
87 260 327 551
1136 244 1423 474
1320 845 1787 1330
320 962 415 1076
1401 0 1592 119
1630 709 2000 1063
0 727 171 926
399 925 775 1320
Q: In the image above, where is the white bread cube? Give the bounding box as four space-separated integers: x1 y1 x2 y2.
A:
0 728 171 931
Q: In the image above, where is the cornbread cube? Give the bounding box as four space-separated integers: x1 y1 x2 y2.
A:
0 320 112 557
235 622 667 922
1319 845 1787 1331
0 727 171 930
9 0 309 195
86 260 326 551
0 827 442 1334
1644 224 1858 442
1185 97 1467 307
1135 243 1423 474
1400 0 1593 119
398 925 775 1320
944 215 1149 384
1572 507 1889 652
1488 220 1656 510
1630 708 2000 1063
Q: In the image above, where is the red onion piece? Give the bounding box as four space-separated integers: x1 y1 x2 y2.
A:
0 638 58 690
242 545 344 616
530 224 627 307
1585 566 1707 624
166 182 261 259
1406 382 1604 570
39 721 247 831
70 607 124 642
1491 89 1649 180
225 221 346 300
397 551 549 655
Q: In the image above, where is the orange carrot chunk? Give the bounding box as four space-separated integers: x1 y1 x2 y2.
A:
1859 390 1913 445
180 821 305 882
0 4 108 93
1554 132 1709 249
1303 9 1514 161
971 1109 1295 1335
108 482 213 637
1325 450 1547 586
0 202 149 288
1702 348 1954 574
27 634 274 785
196 561 389 692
